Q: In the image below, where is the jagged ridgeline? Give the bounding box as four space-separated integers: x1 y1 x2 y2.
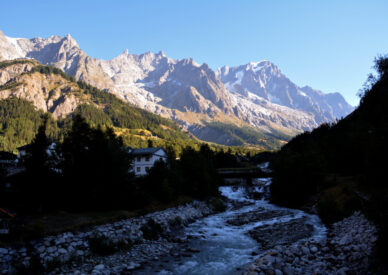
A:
0 60 281 152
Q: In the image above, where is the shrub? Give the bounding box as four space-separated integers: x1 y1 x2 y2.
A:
14 254 44 275
210 198 227 212
23 221 46 241
168 216 183 227
317 184 361 224
116 239 132 251
140 219 163 240
88 233 117 256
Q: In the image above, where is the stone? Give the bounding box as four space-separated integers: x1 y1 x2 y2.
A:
301 246 310 255
47 246 57 253
55 237 66 245
0 248 8 254
310 246 318 253
58 248 67 254
261 255 276 266
94 264 105 270
337 266 349 275
282 265 294 275
36 246 45 253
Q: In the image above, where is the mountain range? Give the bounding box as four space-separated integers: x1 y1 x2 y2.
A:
0 30 354 146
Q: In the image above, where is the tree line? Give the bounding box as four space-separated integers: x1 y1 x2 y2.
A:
269 55 388 268
1 115 248 214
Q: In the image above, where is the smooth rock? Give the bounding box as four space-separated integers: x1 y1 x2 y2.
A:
94 264 105 270
58 248 67 254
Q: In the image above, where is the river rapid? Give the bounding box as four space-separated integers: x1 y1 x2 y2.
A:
135 168 327 275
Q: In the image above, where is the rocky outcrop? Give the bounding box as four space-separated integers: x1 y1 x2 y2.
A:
0 60 36 85
0 201 214 274
245 211 377 275
0 65 85 118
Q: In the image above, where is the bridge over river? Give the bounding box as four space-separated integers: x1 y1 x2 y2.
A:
217 165 272 185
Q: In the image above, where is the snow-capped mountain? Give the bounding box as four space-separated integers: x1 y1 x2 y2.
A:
0 30 354 144
217 61 354 123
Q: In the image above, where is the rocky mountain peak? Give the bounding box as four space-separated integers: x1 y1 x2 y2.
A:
157 50 166 57
180 57 200 67
0 30 354 142
63 34 79 47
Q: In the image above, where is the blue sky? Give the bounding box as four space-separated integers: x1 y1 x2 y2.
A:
1 0 388 106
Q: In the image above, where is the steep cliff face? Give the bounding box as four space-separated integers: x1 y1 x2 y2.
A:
0 60 37 85
0 31 114 91
0 62 87 118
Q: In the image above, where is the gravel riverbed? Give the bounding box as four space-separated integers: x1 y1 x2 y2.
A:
244 211 377 275
0 175 379 274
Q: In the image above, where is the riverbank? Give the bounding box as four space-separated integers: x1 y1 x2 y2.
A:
0 199 222 274
244 211 377 275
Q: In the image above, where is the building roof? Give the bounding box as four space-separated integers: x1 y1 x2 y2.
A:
129 147 165 156
17 144 32 151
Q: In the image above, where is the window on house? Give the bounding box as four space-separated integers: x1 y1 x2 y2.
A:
137 156 141 162
159 157 163 161
145 167 150 172
136 167 141 172
145 156 150 162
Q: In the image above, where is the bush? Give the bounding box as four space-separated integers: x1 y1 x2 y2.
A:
23 221 46 241
14 254 44 275
116 239 132 251
317 184 361 224
210 198 227 212
168 216 183 227
140 219 163 240
88 233 117 256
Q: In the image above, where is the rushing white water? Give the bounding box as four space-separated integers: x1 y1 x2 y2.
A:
154 174 326 275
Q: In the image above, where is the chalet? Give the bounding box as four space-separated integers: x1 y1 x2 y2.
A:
129 147 167 176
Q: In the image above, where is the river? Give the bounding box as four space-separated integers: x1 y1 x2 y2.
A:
135 167 326 275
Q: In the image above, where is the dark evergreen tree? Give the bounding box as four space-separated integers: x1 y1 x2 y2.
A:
60 115 132 210
22 116 58 211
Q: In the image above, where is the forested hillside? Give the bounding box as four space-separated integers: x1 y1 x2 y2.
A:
0 60 265 155
269 56 388 267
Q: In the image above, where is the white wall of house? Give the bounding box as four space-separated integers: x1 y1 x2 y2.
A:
132 149 167 176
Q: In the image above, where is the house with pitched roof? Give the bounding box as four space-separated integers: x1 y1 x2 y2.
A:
128 147 167 176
